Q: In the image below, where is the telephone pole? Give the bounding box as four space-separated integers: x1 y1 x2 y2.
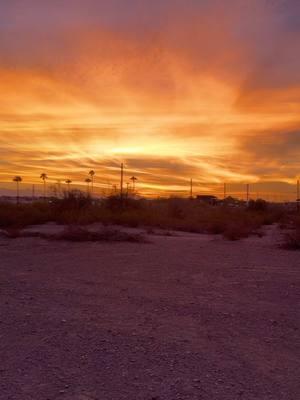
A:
120 163 124 200
246 184 250 203
297 179 300 212
190 178 193 198
224 183 227 200
57 180 61 198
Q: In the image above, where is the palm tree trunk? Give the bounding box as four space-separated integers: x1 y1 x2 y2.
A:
16 182 19 205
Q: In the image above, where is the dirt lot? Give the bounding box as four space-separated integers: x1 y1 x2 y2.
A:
0 226 299 400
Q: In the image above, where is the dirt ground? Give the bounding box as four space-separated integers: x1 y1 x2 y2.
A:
0 226 299 400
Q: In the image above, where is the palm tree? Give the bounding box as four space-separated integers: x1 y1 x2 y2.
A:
85 178 92 195
130 176 138 193
40 173 48 200
13 176 22 204
65 179 72 192
89 170 95 194
56 180 62 198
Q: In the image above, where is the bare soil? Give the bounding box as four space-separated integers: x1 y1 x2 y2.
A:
0 226 299 400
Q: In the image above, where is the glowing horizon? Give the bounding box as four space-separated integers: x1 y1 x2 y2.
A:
1 1 300 199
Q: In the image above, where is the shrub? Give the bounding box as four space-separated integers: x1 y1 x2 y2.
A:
223 223 253 241
2 225 147 243
282 228 300 250
0 193 288 240
2 227 22 238
0 201 52 228
281 216 300 250
52 190 92 212
247 199 268 212
49 226 147 243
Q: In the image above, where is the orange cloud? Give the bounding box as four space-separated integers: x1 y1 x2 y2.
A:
0 2 300 199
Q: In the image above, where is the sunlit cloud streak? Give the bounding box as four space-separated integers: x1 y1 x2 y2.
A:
0 0 300 198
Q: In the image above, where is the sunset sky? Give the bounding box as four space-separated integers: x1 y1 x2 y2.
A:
0 0 300 198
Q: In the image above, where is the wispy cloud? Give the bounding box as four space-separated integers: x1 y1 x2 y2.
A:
0 0 299 197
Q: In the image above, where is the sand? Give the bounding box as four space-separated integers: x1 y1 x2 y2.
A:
0 225 299 400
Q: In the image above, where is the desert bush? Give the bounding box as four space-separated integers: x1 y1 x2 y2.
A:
0 201 52 228
52 190 92 212
282 228 300 250
1 225 147 243
105 196 146 211
279 214 300 229
281 216 300 249
0 192 288 240
167 198 186 219
223 222 254 241
50 226 147 243
247 199 268 212
2 227 22 238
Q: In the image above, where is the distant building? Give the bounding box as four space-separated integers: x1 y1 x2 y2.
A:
196 195 218 205
222 196 243 207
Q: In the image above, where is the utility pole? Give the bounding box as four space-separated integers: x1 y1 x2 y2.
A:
246 184 250 203
106 181 111 197
120 163 124 200
190 178 193 198
224 183 227 200
32 184 35 199
57 180 61 198
297 179 300 212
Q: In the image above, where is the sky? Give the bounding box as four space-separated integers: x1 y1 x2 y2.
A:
0 0 300 199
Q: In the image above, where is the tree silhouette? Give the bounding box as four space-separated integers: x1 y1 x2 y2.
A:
126 182 130 197
13 176 22 204
85 178 92 195
89 170 95 195
56 180 62 198
65 179 72 192
40 173 48 200
112 184 117 195
130 176 138 193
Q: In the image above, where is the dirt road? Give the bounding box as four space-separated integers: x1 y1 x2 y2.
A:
0 228 299 399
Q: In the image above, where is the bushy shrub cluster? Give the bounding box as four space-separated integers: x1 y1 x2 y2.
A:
0 191 292 240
